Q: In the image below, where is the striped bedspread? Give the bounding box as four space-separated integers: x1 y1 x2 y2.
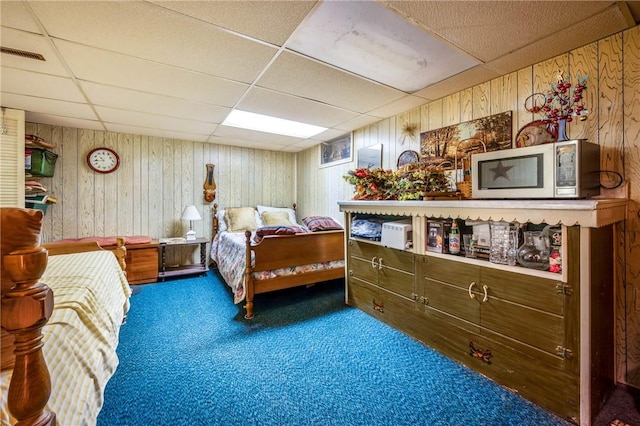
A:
1 250 131 426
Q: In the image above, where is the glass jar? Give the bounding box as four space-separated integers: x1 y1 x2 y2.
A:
489 221 518 265
516 231 550 270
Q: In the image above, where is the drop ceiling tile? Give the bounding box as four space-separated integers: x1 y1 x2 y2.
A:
54 40 249 107
95 106 217 135
412 65 501 101
0 1 41 33
149 0 316 46
29 1 278 83
25 112 104 131
257 51 406 114
488 6 631 75
333 114 383 132
285 139 324 151
105 123 210 142
237 87 359 128
287 1 479 92
207 134 291 151
80 81 230 123
310 128 353 142
1 68 85 102
1 92 97 120
383 1 616 62
0 28 68 76
368 95 429 119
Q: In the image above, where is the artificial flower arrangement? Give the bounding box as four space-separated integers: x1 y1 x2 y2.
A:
526 70 589 140
343 163 451 201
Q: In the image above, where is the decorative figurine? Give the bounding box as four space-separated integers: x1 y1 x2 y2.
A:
203 164 216 203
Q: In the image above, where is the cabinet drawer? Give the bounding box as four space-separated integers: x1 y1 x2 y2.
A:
349 255 378 284
418 255 479 290
347 278 380 317
348 239 414 273
481 297 563 355
423 277 480 325
378 266 414 299
481 268 563 315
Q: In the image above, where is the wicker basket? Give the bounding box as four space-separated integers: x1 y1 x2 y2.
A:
456 181 472 199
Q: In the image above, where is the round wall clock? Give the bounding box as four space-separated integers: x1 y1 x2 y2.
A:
87 147 120 173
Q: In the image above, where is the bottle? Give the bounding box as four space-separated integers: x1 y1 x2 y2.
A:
449 221 460 255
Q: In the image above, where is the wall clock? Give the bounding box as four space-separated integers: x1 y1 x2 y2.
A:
87 147 120 174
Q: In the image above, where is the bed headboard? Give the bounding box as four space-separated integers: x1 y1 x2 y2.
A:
211 203 299 241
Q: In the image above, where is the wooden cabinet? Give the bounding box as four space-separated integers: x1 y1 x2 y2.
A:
339 199 627 426
347 240 415 330
415 250 579 419
106 242 159 285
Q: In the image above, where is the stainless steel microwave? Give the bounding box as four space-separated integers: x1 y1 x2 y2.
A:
471 139 600 199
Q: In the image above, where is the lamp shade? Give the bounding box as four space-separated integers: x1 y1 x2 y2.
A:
181 205 202 221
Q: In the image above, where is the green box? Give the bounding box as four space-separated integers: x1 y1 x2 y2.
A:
25 148 58 177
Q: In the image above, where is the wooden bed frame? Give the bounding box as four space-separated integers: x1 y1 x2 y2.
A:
1 238 127 426
211 204 345 319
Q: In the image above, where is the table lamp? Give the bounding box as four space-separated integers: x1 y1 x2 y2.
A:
181 205 202 241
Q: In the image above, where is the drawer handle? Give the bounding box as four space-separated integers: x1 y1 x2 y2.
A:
373 299 384 313
378 258 384 270
371 257 378 269
482 285 489 303
468 281 476 299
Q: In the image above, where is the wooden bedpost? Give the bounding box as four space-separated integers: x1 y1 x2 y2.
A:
212 203 219 241
114 237 127 276
244 230 254 319
1 246 56 426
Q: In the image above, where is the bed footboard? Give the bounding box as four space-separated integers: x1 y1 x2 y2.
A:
2 246 56 426
243 230 345 319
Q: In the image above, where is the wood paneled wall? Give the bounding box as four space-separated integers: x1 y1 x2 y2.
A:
27 124 296 245
297 25 640 387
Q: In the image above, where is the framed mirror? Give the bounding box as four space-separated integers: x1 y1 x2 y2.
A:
357 144 382 169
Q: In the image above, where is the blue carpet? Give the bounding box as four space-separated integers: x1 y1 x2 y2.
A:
97 271 571 426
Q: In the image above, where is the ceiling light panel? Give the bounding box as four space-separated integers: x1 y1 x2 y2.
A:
222 110 326 139
286 1 480 93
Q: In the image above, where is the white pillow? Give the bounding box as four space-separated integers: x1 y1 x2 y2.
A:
225 207 259 232
261 211 294 227
257 205 297 225
217 208 227 233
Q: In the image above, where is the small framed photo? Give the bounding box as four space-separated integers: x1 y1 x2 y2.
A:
357 144 382 169
320 133 352 168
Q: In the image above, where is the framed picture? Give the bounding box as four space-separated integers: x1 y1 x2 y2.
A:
419 111 512 169
357 144 382 169
320 133 352 167
396 150 419 168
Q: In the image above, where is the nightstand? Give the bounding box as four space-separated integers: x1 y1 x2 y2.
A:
158 237 208 281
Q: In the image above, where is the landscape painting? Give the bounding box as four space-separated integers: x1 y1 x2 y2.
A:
419 111 512 169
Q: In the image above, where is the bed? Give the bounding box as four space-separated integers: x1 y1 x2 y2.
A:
210 204 345 319
1 208 131 426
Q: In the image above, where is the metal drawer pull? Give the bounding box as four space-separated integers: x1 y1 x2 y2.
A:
371 257 378 269
482 285 489 302
378 258 384 270
468 281 476 299
373 299 384 313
